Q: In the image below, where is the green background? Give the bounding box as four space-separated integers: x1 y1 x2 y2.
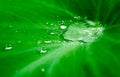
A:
0 0 120 77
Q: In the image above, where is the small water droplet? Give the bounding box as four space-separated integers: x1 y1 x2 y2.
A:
70 20 72 22
74 16 82 20
18 40 21 43
9 25 13 28
86 20 96 26
60 25 67 30
40 48 47 53
50 32 55 35
5 45 13 50
44 40 52 44
80 42 84 45
46 22 49 25
61 20 64 23
37 41 41 44
51 24 54 25
41 68 45 72
15 30 18 32
53 40 61 43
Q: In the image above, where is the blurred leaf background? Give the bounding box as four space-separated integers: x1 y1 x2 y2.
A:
0 0 120 77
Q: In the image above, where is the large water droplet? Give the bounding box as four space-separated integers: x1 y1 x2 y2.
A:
63 20 104 43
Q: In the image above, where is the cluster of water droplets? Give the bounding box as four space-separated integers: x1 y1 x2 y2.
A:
3 16 104 55
35 16 104 54
45 16 104 44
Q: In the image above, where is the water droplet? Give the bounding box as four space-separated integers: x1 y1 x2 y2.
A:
60 25 67 30
18 40 21 43
53 40 61 43
40 48 47 53
5 45 13 50
46 22 49 24
44 40 52 44
70 20 73 22
41 68 45 72
61 20 64 23
86 20 96 26
50 32 55 35
63 20 104 43
74 16 82 20
9 25 13 28
15 30 18 32
37 41 41 44
51 24 54 25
